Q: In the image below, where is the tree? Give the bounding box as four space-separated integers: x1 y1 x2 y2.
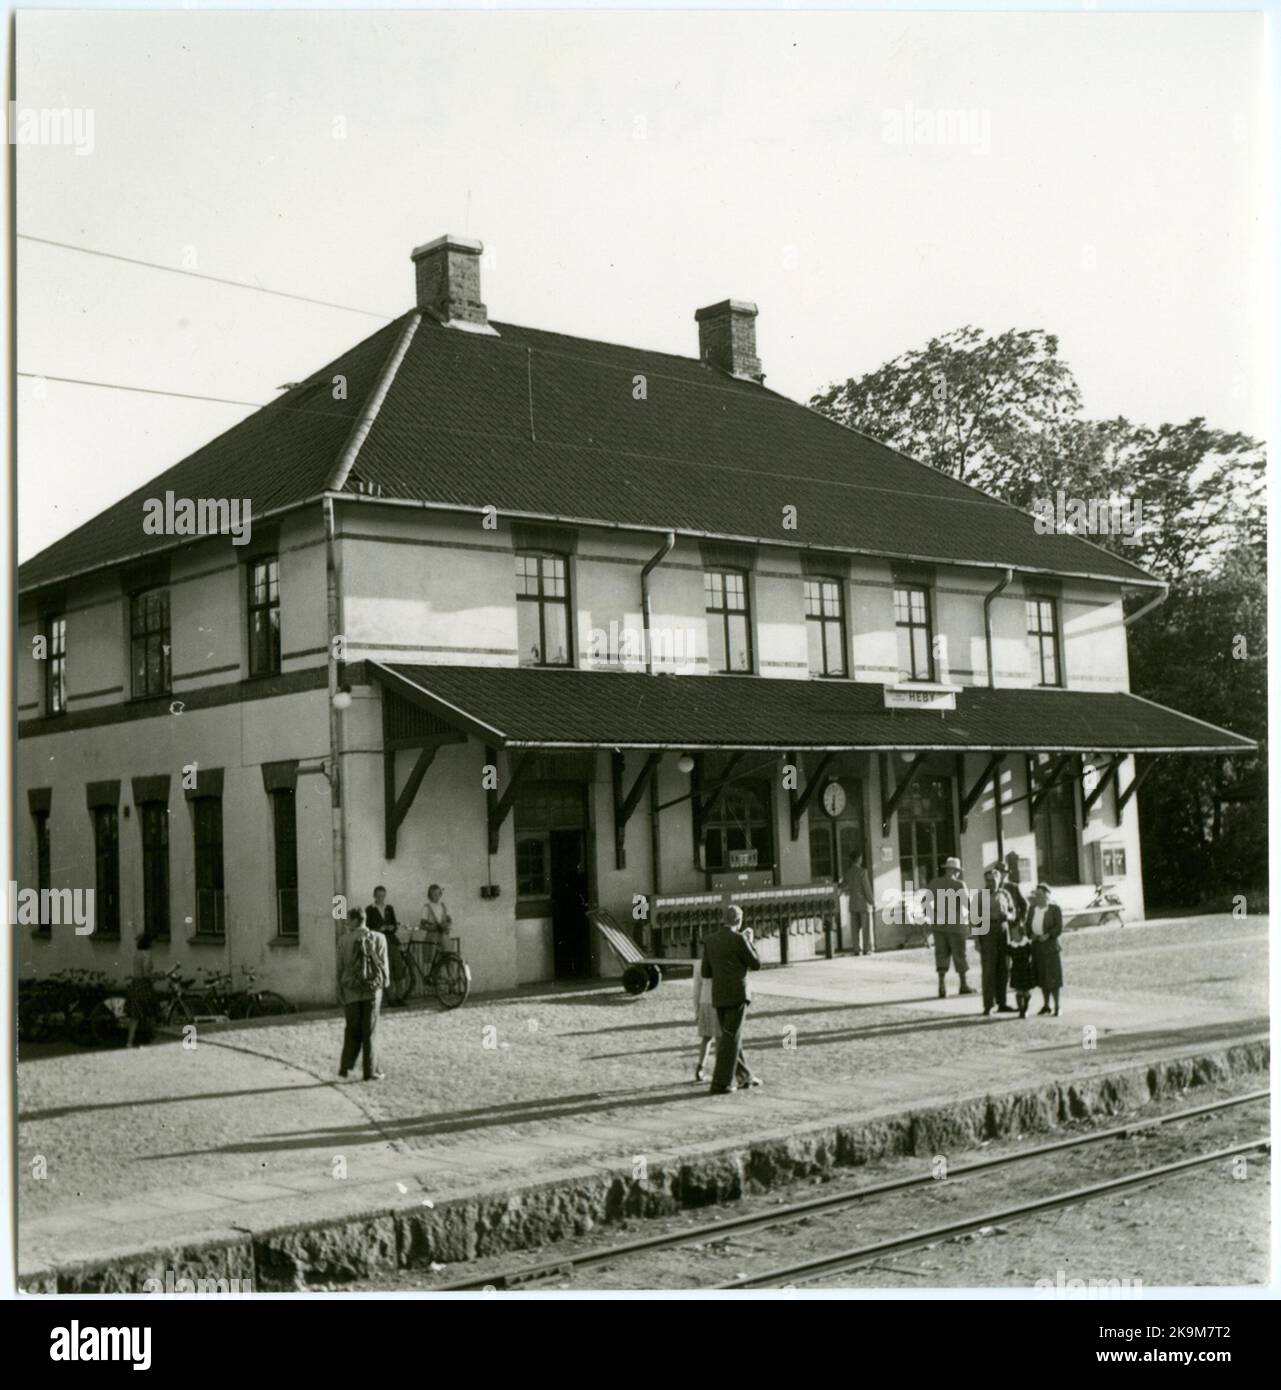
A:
810 326 1081 490
813 326 1268 908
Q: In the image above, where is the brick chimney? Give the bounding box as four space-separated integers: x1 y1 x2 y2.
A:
411 234 490 329
695 299 763 381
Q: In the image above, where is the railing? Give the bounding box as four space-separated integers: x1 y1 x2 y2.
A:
650 882 841 964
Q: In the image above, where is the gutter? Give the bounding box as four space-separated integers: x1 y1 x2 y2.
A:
983 567 1015 688
641 531 676 675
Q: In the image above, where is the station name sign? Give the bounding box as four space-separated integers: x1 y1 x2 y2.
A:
882 682 962 712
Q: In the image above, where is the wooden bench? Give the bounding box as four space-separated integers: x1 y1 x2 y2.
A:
1050 883 1125 931
588 908 691 995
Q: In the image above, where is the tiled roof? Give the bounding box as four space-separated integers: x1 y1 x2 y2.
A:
17 316 412 591
376 663 1254 754
20 309 1160 592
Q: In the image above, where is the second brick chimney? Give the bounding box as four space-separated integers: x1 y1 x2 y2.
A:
411 235 491 330
695 299 763 381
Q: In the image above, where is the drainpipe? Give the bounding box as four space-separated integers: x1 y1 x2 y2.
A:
641 532 675 943
1123 585 1168 626
983 568 1014 688
324 495 348 918
641 531 676 676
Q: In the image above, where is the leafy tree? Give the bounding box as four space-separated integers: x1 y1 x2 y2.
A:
813 327 1268 907
810 326 1081 490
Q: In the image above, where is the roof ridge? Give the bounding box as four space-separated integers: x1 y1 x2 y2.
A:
328 313 422 492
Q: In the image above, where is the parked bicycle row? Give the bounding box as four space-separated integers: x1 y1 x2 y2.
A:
18 955 296 1049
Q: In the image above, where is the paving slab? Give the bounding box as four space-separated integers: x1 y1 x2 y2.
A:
17 913 1269 1282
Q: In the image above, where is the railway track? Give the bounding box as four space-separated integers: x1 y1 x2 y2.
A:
431 1088 1269 1291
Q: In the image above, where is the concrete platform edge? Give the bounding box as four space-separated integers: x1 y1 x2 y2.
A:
21 1036 1269 1293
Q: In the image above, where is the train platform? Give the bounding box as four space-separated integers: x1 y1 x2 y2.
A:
17 912 1270 1290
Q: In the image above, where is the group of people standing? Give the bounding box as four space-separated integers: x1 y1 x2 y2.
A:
926 856 1064 1018
691 857 1067 1090
336 883 455 1082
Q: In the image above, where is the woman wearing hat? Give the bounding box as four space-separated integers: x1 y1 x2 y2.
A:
1026 883 1064 1015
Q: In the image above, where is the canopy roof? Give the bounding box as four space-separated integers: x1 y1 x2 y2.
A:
371 663 1253 755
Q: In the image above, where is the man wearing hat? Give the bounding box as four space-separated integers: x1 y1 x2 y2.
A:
924 856 974 998
977 864 1019 1015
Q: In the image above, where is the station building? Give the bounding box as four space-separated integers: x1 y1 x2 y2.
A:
15 234 1253 1002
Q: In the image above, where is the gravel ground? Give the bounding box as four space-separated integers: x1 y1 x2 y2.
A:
350 1082 1268 1293
17 914 1269 1225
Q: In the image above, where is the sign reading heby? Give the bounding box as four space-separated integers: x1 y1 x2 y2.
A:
882 682 962 712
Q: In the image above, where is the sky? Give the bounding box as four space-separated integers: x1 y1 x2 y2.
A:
15 7 1269 562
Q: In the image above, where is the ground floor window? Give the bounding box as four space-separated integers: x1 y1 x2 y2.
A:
271 788 299 938
700 758 775 873
32 809 51 934
140 801 170 940
897 773 956 891
1034 774 1081 885
192 796 225 936
93 806 120 939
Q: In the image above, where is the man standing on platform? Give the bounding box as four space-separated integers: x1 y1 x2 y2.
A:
977 864 1018 1015
700 904 763 1094
925 856 974 998
844 848 876 956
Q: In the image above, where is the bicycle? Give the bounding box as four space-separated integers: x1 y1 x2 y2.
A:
1083 882 1125 928
389 932 471 1010
157 965 225 1027
227 965 296 1018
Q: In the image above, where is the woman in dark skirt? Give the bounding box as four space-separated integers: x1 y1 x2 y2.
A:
1005 919 1037 1018
1026 883 1064 1016
125 932 155 1047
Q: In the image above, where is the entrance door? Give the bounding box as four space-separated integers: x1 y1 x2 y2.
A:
549 828 590 978
897 774 957 891
806 778 866 883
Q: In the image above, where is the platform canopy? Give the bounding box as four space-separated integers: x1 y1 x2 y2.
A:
368 662 1253 756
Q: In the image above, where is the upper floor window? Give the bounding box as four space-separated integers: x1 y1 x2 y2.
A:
705 570 752 673
804 578 847 677
130 587 171 698
44 614 67 715
516 553 571 666
1026 597 1061 687
894 585 934 682
248 557 281 676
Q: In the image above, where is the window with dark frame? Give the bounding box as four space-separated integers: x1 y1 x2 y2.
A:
140 802 170 941
704 569 753 673
1026 596 1062 687
894 585 934 682
271 787 299 937
44 615 67 715
701 778 776 872
33 810 51 933
248 557 282 676
515 553 571 666
130 587 172 698
192 796 225 936
804 577 847 676
514 782 584 901
92 806 120 939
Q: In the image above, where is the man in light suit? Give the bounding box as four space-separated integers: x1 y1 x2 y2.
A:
700 904 763 1094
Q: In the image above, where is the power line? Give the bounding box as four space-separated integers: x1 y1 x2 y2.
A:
18 232 395 320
